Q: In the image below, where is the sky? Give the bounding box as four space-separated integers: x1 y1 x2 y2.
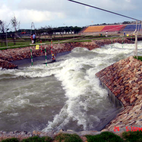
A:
0 0 142 30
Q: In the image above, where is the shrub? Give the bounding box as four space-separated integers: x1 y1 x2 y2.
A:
86 131 124 142
21 136 52 142
122 130 142 142
55 133 82 142
1 138 19 142
134 56 142 61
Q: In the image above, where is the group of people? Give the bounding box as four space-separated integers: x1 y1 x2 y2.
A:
31 33 36 44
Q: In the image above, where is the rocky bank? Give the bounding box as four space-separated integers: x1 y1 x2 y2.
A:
96 56 142 133
0 38 132 69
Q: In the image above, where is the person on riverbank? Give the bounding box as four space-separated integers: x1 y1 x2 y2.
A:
31 34 34 44
106 31 108 37
124 32 126 36
33 33 36 44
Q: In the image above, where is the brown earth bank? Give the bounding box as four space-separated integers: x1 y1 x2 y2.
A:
0 38 133 69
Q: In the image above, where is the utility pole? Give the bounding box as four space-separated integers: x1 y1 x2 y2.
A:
68 0 142 58
6 25 9 49
31 22 36 34
6 29 8 48
134 21 138 58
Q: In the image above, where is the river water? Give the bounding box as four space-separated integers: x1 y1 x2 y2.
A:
1 42 142 132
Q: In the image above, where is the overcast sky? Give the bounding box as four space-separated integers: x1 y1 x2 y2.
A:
0 0 142 29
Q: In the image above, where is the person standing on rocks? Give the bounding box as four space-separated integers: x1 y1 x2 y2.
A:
33 33 36 44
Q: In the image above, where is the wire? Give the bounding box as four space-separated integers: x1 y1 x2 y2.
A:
68 0 140 21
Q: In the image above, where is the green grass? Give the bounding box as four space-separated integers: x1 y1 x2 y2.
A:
86 132 124 142
55 133 82 142
0 40 30 47
61 39 92 43
0 45 34 50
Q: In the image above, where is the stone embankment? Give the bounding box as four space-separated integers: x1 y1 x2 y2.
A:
0 38 132 69
96 56 142 133
0 59 18 69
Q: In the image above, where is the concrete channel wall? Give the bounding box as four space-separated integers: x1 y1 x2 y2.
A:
100 81 123 108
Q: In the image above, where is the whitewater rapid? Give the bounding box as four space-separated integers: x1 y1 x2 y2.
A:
0 42 142 132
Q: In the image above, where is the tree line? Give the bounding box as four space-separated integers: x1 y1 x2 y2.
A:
0 16 83 46
0 16 20 46
0 16 135 46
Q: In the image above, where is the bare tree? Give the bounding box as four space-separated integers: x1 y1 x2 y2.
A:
0 20 9 46
11 16 20 45
0 20 4 33
47 26 54 40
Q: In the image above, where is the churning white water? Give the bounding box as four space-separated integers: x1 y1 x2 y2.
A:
1 42 142 132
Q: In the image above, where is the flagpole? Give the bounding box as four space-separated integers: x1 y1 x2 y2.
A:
30 47 33 66
45 46 47 66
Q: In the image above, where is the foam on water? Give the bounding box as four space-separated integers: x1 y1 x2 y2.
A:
42 42 142 131
1 42 142 132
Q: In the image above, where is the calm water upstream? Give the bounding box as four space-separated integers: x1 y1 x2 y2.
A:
1 42 142 132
